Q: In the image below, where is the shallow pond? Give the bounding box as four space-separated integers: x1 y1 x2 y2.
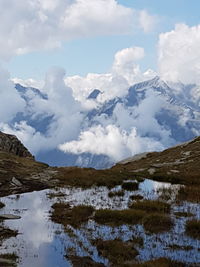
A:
0 179 199 266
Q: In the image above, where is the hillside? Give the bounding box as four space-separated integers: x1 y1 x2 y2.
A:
0 131 199 266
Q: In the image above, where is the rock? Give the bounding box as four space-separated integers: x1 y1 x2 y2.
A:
0 131 34 158
0 214 21 220
11 177 22 187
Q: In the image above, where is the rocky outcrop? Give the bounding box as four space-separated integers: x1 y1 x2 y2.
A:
0 131 34 158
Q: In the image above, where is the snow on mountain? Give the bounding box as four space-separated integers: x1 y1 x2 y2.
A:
6 76 200 168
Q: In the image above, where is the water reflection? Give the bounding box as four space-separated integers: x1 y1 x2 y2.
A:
0 179 199 266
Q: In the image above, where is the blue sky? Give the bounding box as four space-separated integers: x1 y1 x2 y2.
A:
2 0 200 80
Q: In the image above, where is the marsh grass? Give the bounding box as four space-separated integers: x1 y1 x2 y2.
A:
95 239 138 265
0 226 18 243
66 256 104 267
122 182 139 191
130 194 143 201
51 203 94 228
0 253 18 267
168 244 193 251
56 167 138 189
142 213 173 234
176 186 200 203
108 190 125 198
94 209 146 226
174 211 193 217
132 257 185 267
0 202 5 209
185 219 200 240
129 200 171 213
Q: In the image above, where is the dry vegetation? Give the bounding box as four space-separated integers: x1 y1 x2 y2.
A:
185 219 200 240
51 203 94 228
67 256 104 267
129 200 171 213
113 137 200 186
132 257 185 267
94 239 138 266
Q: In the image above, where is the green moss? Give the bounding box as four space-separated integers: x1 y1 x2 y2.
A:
122 182 139 191
142 213 173 234
130 200 171 213
94 209 145 226
185 219 200 239
51 203 94 228
95 239 138 265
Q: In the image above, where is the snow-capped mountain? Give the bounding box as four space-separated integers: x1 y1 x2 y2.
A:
11 76 200 168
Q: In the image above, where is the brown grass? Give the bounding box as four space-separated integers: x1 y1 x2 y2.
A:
108 190 125 198
0 202 5 209
132 257 185 267
168 244 193 251
185 219 200 240
122 182 139 191
0 226 18 244
95 239 138 265
51 203 94 228
55 167 138 189
176 186 200 203
174 211 193 217
94 209 146 226
142 213 173 234
0 253 18 267
130 200 171 213
66 256 104 267
130 195 143 201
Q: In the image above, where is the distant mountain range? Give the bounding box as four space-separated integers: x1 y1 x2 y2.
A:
14 76 200 168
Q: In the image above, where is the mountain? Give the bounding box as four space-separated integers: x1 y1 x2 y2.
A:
12 76 200 168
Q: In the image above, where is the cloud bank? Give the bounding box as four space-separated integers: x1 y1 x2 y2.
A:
158 23 200 84
0 0 156 60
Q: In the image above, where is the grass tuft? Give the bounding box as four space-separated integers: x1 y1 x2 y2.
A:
51 203 94 228
94 209 145 226
122 182 139 191
185 219 200 240
142 213 173 234
95 239 138 265
130 200 171 213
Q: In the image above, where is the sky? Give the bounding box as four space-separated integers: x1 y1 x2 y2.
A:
1 0 200 164
3 0 200 81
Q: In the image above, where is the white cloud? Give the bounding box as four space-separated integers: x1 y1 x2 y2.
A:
158 23 200 84
59 124 164 161
0 67 83 154
112 46 145 85
65 46 156 103
139 10 157 33
0 0 156 59
0 68 25 122
11 77 44 89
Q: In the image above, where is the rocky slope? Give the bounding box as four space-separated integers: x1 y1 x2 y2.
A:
0 131 199 198
113 136 200 185
0 131 33 158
